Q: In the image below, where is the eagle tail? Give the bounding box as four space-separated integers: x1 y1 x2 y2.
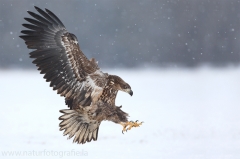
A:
59 109 100 144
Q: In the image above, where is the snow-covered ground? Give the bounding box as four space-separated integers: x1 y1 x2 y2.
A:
0 67 240 159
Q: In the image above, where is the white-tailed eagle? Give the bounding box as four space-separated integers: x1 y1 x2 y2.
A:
20 6 143 144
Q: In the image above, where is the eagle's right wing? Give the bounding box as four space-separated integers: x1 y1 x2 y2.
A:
20 6 106 106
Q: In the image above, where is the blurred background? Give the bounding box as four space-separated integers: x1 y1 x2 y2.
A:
1 0 240 68
0 0 240 159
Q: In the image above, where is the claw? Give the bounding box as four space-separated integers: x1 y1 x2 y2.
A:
120 120 143 133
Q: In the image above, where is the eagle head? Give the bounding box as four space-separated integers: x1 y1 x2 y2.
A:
108 75 133 96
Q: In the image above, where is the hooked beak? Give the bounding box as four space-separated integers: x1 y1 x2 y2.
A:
129 89 133 96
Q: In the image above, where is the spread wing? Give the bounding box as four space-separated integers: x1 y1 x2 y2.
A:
20 6 105 106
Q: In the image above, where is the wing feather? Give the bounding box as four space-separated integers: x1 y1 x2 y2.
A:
34 6 60 28
22 24 42 31
45 8 65 28
20 6 106 106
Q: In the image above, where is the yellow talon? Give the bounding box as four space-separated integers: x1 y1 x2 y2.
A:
120 120 143 134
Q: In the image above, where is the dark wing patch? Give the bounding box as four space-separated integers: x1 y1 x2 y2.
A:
65 98 73 109
20 6 103 104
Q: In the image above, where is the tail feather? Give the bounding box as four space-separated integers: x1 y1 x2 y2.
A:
59 112 76 120
59 109 100 144
73 125 83 143
67 122 81 139
92 128 99 141
59 117 75 126
60 118 76 131
78 125 87 144
63 121 78 136
83 127 90 143
87 132 93 142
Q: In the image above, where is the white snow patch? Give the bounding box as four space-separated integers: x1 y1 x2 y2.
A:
0 67 240 159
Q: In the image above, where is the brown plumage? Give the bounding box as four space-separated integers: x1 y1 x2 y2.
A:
20 6 142 144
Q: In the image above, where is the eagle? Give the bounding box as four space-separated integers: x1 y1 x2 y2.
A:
20 6 143 144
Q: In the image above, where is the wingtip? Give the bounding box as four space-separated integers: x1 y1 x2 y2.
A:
34 6 39 10
45 8 54 15
20 30 26 34
27 10 36 16
34 6 44 13
45 8 50 13
19 35 28 40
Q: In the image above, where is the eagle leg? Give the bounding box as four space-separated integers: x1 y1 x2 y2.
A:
120 121 143 134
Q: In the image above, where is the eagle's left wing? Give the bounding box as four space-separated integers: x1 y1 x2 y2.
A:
20 7 105 107
20 7 108 144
